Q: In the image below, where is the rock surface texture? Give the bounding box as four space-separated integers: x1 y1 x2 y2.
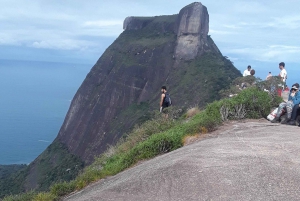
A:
64 120 300 201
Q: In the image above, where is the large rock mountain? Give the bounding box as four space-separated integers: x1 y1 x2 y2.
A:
56 2 235 165
59 2 213 164
0 2 241 196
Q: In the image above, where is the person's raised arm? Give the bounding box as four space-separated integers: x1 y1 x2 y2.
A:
160 93 165 112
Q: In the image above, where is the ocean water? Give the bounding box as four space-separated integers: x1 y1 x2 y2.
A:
0 60 91 165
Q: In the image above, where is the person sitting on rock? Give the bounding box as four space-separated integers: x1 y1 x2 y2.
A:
266 72 272 80
243 65 251 77
288 104 300 126
271 83 300 124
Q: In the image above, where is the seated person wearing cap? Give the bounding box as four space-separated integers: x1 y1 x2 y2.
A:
288 84 300 126
288 103 300 126
271 83 300 124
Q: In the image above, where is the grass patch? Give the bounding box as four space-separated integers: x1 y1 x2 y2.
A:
32 192 57 201
185 106 201 118
3 191 37 201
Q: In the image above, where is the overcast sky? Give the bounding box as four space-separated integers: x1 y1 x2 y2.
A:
0 0 299 84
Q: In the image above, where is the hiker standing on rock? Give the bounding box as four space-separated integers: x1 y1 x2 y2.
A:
288 103 300 126
160 86 171 112
271 83 300 124
279 62 287 89
243 65 251 77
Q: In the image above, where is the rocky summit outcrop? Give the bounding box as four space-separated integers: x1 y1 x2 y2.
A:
4 2 241 194
175 2 209 60
124 2 210 60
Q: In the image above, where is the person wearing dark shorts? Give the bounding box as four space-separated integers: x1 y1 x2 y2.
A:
160 86 171 113
288 104 300 126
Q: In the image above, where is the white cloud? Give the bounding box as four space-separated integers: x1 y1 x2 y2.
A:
232 1 267 14
31 40 78 50
209 29 235 35
267 15 300 29
226 45 300 63
222 24 239 29
83 20 123 27
0 0 127 51
0 34 21 46
0 0 300 64
81 20 124 37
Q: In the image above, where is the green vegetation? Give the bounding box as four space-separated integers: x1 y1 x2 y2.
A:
4 83 282 201
0 165 27 198
168 52 241 108
0 165 28 198
219 75 282 99
0 165 26 179
3 191 57 201
0 141 84 199
33 141 84 191
3 191 37 201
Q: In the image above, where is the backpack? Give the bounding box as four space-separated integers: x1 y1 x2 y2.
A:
164 93 172 107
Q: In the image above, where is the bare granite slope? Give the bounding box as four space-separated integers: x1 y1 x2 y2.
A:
64 120 300 201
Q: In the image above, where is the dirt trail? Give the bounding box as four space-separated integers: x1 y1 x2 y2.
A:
64 120 300 201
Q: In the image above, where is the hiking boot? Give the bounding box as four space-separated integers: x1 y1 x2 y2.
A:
281 117 291 124
288 120 296 126
270 117 280 123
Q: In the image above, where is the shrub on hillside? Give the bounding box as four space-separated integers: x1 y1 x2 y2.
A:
185 106 201 118
32 192 57 201
220 87 282 121
50 181 76 197
219 76 256 98
106 107 182 156
219 75 282 100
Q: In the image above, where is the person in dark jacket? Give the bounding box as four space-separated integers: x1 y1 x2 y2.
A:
288 104 300 126
271 83 300 124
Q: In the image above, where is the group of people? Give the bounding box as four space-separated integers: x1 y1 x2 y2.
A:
243 65 255 77
243 62 287 84
243 62 299 126
270 81 300 126
160 62 299 125
266 62 299 126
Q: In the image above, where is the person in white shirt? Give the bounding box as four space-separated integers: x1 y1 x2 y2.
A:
279 62 287 83
266 72 272 80
279 62 287 89
243 65 251 77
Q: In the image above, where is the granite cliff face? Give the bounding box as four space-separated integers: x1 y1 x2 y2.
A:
6 2 241 193
124 2 210 60
175 2 209 60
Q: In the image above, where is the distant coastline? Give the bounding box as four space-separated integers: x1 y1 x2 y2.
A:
0 59 91 165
